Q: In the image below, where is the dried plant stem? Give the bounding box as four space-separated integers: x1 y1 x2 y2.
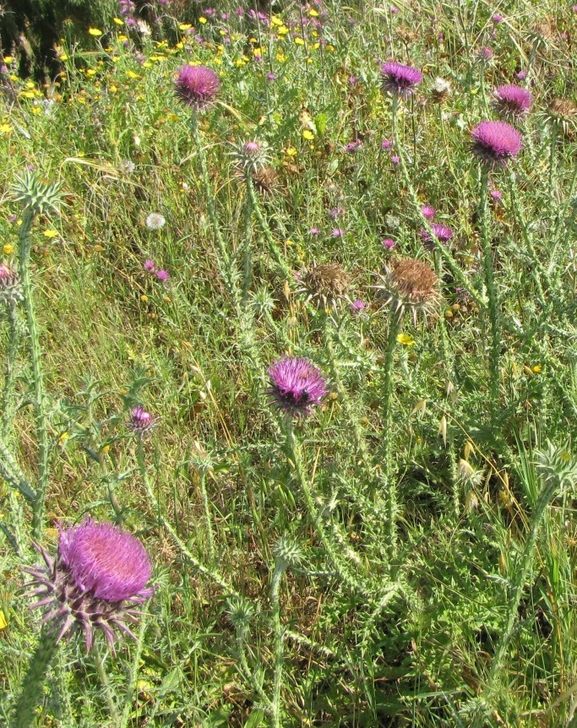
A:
18 208 49 538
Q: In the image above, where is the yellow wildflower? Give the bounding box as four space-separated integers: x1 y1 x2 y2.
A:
397 333 416 346
88 28 103 36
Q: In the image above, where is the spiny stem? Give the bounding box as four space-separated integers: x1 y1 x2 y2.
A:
270 562 286 728
18 208 50 538
1 303 21 437
119 615 149 728
478 168 501 419
93 643 120 724
136 436 234 595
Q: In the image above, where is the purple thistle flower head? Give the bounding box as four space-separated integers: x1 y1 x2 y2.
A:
350 299 368 314
493 84 533 118
143 259 156 272
381 61 422 97
155 269 170 282
420 223 453 244
0 264 22 304
268 357 327 417
471 120 522 167
23 519 153 651
128 406 155 435
421 205 436 220
175 65 220 110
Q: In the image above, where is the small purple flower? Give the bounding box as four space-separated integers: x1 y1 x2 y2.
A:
309 227 320 235
127 406 155 435
421 205 436 220
390 155 400 165
478 46 494 61
493 84 532 117
143 260 156 272
268 356 327 417
350 299 367 313
516 70 527 80
471 120 522 167
267 72 276 81
328 207 344 219
420 223 453 244
381 139 392 149
175 65 220 110
381 61 422 96
348 76 359 85
490 189 503 200
23 519 153 651
345 139 362 153
0 264 22 304
492 13 503 24
331 228 345 237
382 238 396 249
155 269 170 282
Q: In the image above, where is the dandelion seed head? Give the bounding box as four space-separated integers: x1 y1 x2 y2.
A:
146 213 166 230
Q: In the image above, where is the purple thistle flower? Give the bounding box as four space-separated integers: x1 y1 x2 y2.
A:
143 259 156 272
331 228 345 237
175 65 220 110
421 205 436 220
127 406 155 435
23 519 153 651
478 46 494 61
471 120 522 167
420 223 453 244
155 269 170 282
0 264 22 304
350 299 367 314
492 13 503 24
381 61 422 96
382 238 396 249
490 189 503 200
268 357 327 417
493 84 533 118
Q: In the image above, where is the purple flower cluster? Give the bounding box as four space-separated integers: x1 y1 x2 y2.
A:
381 62 422 96
24 519 153 651
143 260 169 282
471 120 522 167
175 65 220 110
268 357 327 417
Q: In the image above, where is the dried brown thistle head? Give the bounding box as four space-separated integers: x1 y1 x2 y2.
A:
375 257 440 323
299 263 350 310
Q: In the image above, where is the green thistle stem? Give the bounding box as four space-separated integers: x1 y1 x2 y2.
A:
136 436 233 595
281 420 370 595
2 302 21 437
390 97 482 308
18 208 50 538
93 643 120 723
245 174 293 281
0 430 36 503
270 560 287 728
119 616 149 728
381 307 402 555
198 470 215 562
13 622 61 728
478 168 501 418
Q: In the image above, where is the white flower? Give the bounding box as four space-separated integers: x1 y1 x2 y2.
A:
146 213 166 231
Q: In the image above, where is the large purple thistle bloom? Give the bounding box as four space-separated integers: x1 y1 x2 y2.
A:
24 519 154 651
381 62 423 96
175 64 220 110
471 120 522 167
268 357 327 417
493 84 532 118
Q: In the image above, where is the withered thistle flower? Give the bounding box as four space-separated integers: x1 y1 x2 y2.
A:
252 166 279 195
375 257 440 323
175 64 220 110
543 98 577 138
298 262 350 310
0 264 22 304
268 357 327 418
23 519 154 651
470 120 522 167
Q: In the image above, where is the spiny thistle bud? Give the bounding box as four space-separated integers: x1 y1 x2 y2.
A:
272 535 303 569
268 356 328 418
127 406 155 435
374 257 440 323
0 264 23 304
11 170 64 215
229 140 271 174
298 262 350 310
23 519 154 651
542 98 577 138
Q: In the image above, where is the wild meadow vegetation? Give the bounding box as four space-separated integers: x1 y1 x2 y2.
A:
2 0 577 725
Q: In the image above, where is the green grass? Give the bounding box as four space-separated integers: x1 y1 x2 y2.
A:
2 1 577 725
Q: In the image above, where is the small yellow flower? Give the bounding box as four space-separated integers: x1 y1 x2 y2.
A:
86 69 97 77
59 431 70 442
199 16 207 24
294 36 305 46
302 129 314 140
0 123 12 134
275 53 287 62
285 147 297 156
277 25 289 35
285 239 294 246
309 8 319 16
0 610 8 630
141 294 148 302
532 364 542 373
126 70 139 79
58 52 69 61
88 28 103 36
271 15 283 26
3 56 13 64
3 244 14 255
43 229 59 239
117 35 128 42
179 23 192 30
100 444 110 454
113 17 124 25
397 333 416 346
